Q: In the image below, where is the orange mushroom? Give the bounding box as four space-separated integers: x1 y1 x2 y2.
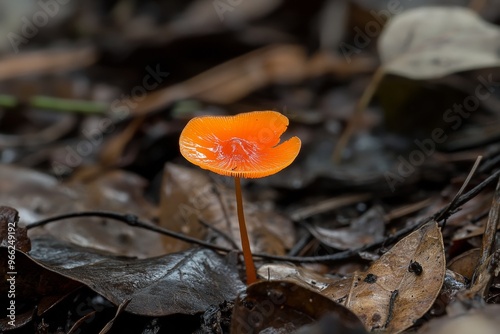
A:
179 111 301 284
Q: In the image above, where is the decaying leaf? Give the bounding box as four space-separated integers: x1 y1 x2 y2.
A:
0 206 30 252
379 7 500 79
307 205 385 250
160 163 295 255
448 249 481 280
0 165 167 258
0 208 81 331
26 236 245 316
261 222 445 333
328 222 445 332
230 281 365 334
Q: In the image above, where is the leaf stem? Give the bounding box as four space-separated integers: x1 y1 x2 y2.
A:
332 66 386 163
234 176 257 285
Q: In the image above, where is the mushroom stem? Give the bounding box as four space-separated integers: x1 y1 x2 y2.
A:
234 176 257 285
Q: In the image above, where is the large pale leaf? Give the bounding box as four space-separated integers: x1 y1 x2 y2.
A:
261 222 446 333
379 7 500 79
26 236 245 316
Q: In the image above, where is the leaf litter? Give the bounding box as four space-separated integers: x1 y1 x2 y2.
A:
260 221 446 333
26 236 244 317
2 1 500 333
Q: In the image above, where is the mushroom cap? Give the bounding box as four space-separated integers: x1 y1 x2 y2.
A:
179 111 301 178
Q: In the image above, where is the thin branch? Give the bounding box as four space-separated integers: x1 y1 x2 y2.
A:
435 155 482 224
27 212 234 254
197 218 239 249
332 66 385 163
27 169 500 263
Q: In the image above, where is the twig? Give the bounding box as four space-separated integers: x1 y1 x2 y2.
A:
27 212 235 254
198 218 239 249
210 179 238 244
436 155 482 226
476 177 500 277
478 148 500 174
383 198 432 222
290 193 371 221
332 66 385 163
99 299 131 334
67 311 97 334
27 169 500 263
287 232 313 256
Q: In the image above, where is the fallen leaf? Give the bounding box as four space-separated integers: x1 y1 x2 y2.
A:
27 236 245 316
0 165 167 258
307 205 385 250
0 206 30 252
326 222 445 332
261 222 446 333
0 208 81 331
230 281 364 334
378 7 500 79
160 163 295 255
448 249 481 280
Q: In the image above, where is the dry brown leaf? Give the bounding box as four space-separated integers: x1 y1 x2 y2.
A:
448 248 481 280
260 222 445 333
325 222 445 332
160 163 295 255
0 165 166 258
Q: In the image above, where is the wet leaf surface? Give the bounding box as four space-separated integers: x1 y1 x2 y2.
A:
160 163 295 255
0 206 30 252
26 236 245 316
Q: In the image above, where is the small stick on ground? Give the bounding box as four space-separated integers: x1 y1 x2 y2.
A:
471 177 500 291
436 155 482 227
25 168 500 264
